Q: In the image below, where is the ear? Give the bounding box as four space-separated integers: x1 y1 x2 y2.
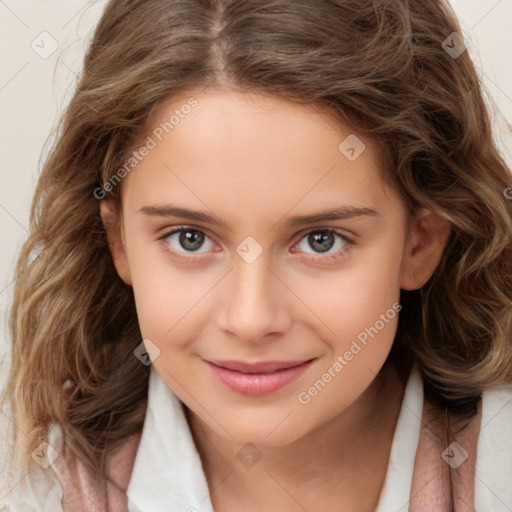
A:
99 199 132 286
400 209 451 290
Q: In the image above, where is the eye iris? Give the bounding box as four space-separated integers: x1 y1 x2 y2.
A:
179 230 204 251
308 231 334 253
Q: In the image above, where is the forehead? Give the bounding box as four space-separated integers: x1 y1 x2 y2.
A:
121 90 399 226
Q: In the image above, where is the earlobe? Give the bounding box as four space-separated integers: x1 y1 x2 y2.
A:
99 199 132 286
400 209 451 291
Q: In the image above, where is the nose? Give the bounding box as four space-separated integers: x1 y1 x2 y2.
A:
216 253 292 344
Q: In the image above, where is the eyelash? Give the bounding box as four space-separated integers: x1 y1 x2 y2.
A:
157 225 356 263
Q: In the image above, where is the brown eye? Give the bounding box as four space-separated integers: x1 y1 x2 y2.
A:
294 228 354 261
307 230 336 253
160 227 215 255
176 229 205 251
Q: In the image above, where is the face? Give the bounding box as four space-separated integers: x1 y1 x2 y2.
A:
101 89 448 447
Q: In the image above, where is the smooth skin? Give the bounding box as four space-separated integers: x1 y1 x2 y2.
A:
100 89 450 511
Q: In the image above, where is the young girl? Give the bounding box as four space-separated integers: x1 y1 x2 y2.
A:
1 0 512 510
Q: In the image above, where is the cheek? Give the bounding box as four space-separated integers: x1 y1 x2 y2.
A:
291 237 403 348
335 267 401 347
132 274 207 347
123 238 208 345
296 245 403 406
294 277 402 426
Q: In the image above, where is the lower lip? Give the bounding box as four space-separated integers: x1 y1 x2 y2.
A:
204 359 315 396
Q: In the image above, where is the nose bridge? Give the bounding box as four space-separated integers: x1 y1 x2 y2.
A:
218 250 290 342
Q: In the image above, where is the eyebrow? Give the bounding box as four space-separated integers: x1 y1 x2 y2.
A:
138 204 379 229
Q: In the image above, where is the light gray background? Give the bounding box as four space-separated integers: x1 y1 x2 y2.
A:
1 0 511 366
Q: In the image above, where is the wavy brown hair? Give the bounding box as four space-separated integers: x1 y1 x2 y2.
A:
2 0 512 500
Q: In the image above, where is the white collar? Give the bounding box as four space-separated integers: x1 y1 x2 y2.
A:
126 365 215 512
375 362 423 511
127 363 422 511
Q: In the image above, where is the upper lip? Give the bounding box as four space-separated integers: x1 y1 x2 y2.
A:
204 359 314 373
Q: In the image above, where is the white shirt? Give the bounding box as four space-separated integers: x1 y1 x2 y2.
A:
127 363 512 511
2 362 512 511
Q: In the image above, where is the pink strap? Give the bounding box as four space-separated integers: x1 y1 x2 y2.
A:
51 431 141 511
409 396 482 511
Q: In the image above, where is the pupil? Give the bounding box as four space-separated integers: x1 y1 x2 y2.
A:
309 231 334 253
180 230 204 251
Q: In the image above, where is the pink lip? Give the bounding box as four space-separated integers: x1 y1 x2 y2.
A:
204 358 316 396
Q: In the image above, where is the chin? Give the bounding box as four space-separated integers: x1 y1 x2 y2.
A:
213 420 310 449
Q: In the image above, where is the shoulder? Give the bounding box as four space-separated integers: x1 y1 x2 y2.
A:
474 383 512 509
47 422 143 512
0 405 63 512
0 414 142 512
409 378 512 511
